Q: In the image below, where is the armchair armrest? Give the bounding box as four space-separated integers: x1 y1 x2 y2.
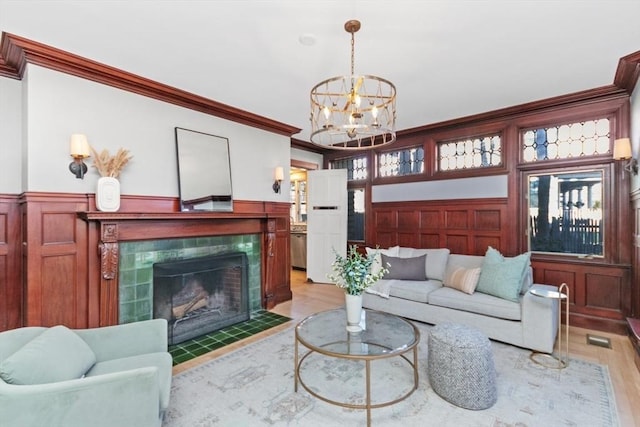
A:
74 319 168 362
0 367 162 427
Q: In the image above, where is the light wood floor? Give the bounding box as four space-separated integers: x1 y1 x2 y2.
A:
175 269 640 427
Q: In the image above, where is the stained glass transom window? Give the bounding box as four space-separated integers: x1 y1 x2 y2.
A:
522 118 610 162
378 147 424 177
331 156 368 180
438 135 502 171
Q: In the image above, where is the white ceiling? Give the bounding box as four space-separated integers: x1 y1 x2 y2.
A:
2 0 640 142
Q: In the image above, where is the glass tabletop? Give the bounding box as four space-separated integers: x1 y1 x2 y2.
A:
529 287 568 299
295 308 419 358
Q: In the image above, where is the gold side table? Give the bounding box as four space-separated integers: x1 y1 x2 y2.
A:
529 283 569 369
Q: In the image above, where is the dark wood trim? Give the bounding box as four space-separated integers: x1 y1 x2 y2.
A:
291 137 327 154
399 86 627 138
0 195 21 331
0 32 300 137
614 50 640 94
291 159 319 170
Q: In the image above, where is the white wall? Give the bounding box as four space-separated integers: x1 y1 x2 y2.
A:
372 175 508 202
291 147 323 169
8 65 291 202
0 77 23 193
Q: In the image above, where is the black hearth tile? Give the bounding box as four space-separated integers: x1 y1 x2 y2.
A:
168 310 292 365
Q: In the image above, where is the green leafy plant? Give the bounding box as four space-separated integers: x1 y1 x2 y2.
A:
328 245 389 296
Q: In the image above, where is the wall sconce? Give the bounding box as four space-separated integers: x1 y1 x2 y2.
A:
272 166 284 193
69 134 91 179
613 138 638 175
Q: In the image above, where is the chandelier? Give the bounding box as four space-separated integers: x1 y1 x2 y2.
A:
310 20 397 150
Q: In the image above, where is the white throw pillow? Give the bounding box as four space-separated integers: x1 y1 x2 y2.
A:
366 246 399 275
444 267 481 294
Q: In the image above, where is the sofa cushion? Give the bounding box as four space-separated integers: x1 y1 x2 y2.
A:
476 247 531 302
0 325 96 385
86 352 173 410
428 287 522 321
397 247 451 281
444 266 481 294
382 254 427 280
387 279 443 303
366 246 399 276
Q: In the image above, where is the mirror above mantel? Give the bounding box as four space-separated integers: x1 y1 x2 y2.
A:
175 127 233 212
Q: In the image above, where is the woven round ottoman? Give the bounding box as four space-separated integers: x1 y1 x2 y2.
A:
428 323 497 410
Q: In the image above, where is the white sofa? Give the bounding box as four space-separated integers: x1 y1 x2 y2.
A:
362 247 559 353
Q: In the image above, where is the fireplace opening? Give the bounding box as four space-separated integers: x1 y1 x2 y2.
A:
153 252 249 345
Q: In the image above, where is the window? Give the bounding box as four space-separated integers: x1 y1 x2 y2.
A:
330 156 369 242
527 170 604 256
378 147 424 177
522 118 610 162
347 188 365 241
331 156 368 180
438 135 502 171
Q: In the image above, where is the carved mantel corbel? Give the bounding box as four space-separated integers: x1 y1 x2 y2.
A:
99 222 119 280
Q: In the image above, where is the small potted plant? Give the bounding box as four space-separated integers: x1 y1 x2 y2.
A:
328 245 389 331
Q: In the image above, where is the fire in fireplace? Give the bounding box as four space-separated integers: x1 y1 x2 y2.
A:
153 252 249 345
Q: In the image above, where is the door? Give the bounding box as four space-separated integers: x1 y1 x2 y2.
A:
306 169 348 283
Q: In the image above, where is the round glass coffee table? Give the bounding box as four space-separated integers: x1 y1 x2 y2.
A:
294 308 420 426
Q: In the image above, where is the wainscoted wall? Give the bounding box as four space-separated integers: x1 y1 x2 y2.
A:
0 195 20 331
0 192 290 331
370 197 631 334
371 198 512 256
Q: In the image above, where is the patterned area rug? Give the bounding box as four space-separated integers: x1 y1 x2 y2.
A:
163 321 619 426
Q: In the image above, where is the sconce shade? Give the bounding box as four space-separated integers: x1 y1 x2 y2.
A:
70 134 91 158
613 138 632 160
272 166 284 194
275 166 284 181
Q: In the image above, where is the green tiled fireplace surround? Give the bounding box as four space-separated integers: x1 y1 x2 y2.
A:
118 234 262 324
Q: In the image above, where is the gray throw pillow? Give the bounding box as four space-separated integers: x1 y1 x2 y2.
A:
0 325 96 385
381 254 427 280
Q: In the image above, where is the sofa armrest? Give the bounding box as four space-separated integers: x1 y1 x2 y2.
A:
521 284 559 353
0 367 162 427
74 319 168 361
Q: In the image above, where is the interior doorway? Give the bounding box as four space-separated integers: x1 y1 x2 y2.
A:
289 159 318 274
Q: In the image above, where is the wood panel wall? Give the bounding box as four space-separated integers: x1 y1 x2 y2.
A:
371 198 512 256
0 193 291 331
370 197 631 334
0 195 21 331
531 257 630 334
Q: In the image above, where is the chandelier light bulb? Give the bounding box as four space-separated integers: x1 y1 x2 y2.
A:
323 106 331 120
353 94 361 107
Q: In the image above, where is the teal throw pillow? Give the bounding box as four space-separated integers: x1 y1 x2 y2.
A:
0 325 96 385
476 247 531 302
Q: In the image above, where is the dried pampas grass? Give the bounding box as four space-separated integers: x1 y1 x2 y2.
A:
90 146 133 178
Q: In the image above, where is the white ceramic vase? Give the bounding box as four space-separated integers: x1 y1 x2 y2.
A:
345 293 363 332
96 176 121 212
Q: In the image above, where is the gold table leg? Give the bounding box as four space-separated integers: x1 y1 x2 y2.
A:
530 283 569 369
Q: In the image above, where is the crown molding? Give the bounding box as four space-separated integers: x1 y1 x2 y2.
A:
614 49 640 95
0 32 301 137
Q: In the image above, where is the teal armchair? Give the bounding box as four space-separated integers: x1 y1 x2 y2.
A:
0 319 172 427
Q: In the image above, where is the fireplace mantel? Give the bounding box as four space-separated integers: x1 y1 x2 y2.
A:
79 203 291 327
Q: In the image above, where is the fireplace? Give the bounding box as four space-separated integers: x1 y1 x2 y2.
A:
153 252 249 345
